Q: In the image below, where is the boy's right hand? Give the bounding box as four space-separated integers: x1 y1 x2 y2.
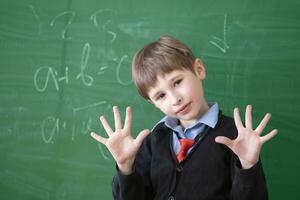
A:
90 106 150 175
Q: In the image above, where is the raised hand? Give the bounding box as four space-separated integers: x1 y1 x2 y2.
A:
90 106 150 174
215 105 278 169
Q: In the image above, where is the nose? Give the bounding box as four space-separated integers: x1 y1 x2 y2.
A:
169 91 182 105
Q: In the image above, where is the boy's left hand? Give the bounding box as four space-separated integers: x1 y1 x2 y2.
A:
215 105 278 169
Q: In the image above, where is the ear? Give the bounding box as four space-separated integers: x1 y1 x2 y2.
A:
193 58 206 80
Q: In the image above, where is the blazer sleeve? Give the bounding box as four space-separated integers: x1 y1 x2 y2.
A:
112 134 154 200
230 156 268 200
220 115 268 200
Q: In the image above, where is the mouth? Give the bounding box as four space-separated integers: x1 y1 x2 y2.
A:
176 102 191 115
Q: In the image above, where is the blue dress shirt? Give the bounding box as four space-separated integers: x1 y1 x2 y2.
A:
152 102 219 155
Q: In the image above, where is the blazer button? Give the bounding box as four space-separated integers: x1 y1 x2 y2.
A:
176 165 183 172
168 196 175 200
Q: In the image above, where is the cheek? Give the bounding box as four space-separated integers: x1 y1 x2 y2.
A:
153 101 166 111
155 101 173 115
182 84 195 97
184 83 202 100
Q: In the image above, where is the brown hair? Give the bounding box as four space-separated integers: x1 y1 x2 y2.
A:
132 35 196 99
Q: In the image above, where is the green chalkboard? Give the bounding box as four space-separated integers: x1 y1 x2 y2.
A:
1 0 300 199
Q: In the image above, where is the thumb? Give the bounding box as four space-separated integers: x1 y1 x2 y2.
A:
135 129 150 146
215 136 234 149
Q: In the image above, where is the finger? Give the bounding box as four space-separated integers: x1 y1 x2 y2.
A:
215 136 234 149
255 113 271 134
245 105 253 129
90 132 107 144
100 116 113 136
113 106 122 130
135 129 150 146
124 106 132 131
261 129 278 143
234 107 244 129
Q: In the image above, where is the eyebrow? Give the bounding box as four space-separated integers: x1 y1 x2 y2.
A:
168 74 183 82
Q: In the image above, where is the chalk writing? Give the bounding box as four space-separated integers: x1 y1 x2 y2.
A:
116 55 132 86
50 11 76 40
38 101 107 144
90 9 114 27
25 7 121 42
97 66 108 75
58 66 69 84
103 20 116 43
97 143 111 161
76 42 94 86
90 9 116 43
33 54 133 92
210 14 229 53
41 116 59 144
73 101 107 113
28 5 41 35
34 66 60 92
34 66 69 92
72 101 107 141
80 118 93 135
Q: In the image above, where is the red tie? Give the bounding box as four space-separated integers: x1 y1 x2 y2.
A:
177 138 195 162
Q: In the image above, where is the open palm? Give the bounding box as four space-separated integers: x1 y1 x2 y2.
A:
215 105 278 169
91 106 150 174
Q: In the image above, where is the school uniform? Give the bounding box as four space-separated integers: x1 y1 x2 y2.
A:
112 103 268 200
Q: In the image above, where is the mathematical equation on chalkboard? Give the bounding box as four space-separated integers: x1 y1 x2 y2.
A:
33 48 131 92
29 7 132 91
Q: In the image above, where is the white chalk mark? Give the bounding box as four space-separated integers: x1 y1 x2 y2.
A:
116 55 132 86
97 143 111 161
90 9 114 27
103 20 116 43
34 66 59 92
28 5 41 35
71 123 75 141
71 101 106 141
210 14 229 53
79 118 93 135
97 66 108 75
90 9 117 43
85 118 93 134
41 116 59 144
76 42 94 86
50 11 76 40
73 101 107 113
58 66 69 84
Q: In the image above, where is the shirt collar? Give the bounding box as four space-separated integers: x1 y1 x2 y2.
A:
152 102 219 132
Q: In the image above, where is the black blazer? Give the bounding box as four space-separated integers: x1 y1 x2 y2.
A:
112 114 268 200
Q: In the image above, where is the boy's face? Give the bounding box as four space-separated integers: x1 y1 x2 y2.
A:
148 59 209 128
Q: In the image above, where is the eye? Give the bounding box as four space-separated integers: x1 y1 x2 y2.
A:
156 93 166 100
174 79 182 87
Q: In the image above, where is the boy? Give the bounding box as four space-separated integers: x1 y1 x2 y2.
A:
91 36 278 200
